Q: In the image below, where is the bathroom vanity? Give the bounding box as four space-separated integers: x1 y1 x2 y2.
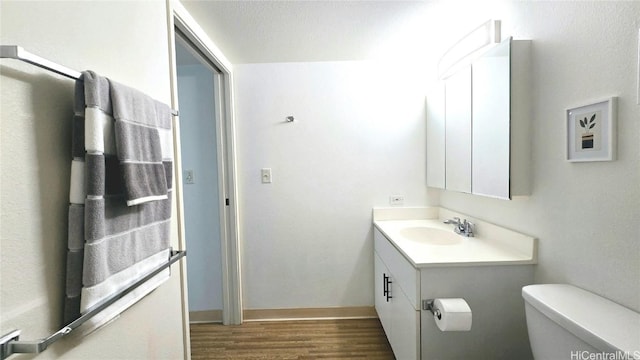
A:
373 207 537 359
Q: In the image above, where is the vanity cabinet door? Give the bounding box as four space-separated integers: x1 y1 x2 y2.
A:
444 65 472 193
374 229 420 309
390 289 420 360
374 229 421 359
374 253 393 338
375 253 420 360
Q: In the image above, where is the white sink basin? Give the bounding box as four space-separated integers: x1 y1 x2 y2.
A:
399 226 462 245
373 215 537 267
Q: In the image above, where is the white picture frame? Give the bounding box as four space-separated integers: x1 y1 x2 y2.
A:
566 97 617 162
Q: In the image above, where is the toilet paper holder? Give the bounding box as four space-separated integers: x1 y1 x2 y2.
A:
422 299 442 319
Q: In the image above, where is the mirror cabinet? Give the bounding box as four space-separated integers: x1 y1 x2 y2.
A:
427 38 531 200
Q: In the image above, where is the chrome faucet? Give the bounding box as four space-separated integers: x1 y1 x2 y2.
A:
443 217 474 237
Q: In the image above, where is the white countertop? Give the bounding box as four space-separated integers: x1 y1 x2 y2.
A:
373 212 537 268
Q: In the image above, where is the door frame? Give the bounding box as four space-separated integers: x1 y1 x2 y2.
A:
167 1 243 355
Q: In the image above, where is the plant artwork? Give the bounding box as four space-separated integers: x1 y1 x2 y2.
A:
577 112 598 150
566 97 616 162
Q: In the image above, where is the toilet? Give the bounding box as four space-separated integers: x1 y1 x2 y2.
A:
522 284 640 360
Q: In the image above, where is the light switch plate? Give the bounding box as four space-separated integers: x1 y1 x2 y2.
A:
184 170 195 184
261 168 272 183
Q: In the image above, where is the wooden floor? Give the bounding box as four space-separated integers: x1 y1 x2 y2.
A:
190 318 395 359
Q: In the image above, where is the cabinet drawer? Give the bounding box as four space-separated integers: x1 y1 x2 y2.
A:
374 228 420 309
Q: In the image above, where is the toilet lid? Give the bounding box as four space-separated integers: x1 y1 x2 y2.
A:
522 284 640 356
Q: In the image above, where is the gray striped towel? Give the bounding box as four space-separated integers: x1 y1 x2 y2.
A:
110 79 173 206
63 71 173 333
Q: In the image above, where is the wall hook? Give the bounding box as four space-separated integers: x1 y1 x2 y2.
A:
285 116 295 122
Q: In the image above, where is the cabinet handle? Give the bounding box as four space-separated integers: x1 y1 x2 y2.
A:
383 273 393 302
383 274 388 296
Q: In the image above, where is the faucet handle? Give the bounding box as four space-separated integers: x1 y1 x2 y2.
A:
463 220 474 236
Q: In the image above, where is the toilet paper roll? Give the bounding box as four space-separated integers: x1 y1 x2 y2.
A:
434 298 472 331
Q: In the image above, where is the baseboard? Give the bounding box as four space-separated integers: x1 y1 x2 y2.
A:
189 309 223 324
242 306 377 322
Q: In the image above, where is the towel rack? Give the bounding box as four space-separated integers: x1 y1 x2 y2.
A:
0 45 179 116
0 250 185 360
1 44 186 359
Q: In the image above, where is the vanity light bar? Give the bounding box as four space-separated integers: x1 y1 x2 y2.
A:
438 20 501 80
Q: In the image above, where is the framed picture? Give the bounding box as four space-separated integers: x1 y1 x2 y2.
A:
566 97 617 162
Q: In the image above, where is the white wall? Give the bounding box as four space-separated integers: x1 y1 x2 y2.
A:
234 61 435 309
232 2 640 315
0 1 185 358
177 62 224 312
437 1 640 312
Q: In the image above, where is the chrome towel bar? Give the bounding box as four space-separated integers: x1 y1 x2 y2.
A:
0 45 179 116
0 250 185 360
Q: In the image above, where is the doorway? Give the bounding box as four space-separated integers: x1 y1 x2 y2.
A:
172 25 242 326
175 33 224 322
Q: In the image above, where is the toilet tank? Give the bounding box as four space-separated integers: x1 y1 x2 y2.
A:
522 284 640 360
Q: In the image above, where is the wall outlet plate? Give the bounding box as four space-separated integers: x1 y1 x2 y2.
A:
389 195 404 206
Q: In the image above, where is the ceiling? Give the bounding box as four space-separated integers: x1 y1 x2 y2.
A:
179 0 476 65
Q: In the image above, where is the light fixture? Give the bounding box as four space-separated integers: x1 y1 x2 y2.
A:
438 20 501 80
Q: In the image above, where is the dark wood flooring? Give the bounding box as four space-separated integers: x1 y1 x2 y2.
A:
190 318 395 359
